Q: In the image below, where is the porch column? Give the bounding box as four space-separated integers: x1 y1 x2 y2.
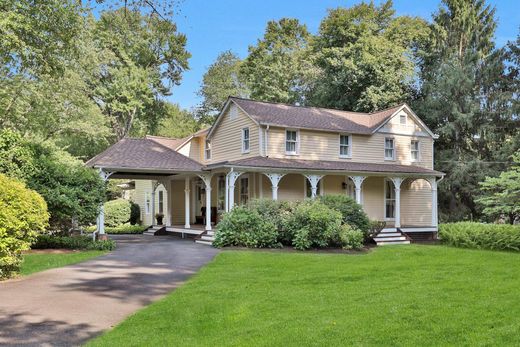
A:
304 174 323 199
184 177 190 229
429 177 438 227
198 174 213 231
151 181 160 226
265 173 285 200
224 173 229 212
96 169 113 239
349 176 366 205
226 170 242 211
390 177 404 228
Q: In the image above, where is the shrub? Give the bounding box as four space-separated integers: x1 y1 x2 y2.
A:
338 224 364 250
105 199 131 227
130 202 141 225
84 224 146 234
319 195 370 235
286 200 342 250
0 174 49 279
368 220 386 237
439 222 520 252
32 234 116 251
214 206 280 248
246 199 294 244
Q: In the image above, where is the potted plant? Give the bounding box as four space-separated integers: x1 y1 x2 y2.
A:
155 213 164 225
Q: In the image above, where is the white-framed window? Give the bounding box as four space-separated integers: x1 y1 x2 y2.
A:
285 129 298 155
411 140 420 161
384 137 395 160
242 127 250 153
384 179 395 220
204 139 211 160
217 175 226 211
400 114 407 125
239 176 249 205
339 134 351 158
158 190 164 214
145 191 151 214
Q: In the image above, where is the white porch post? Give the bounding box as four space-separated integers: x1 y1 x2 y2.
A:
224 173 229 212
304 174 323 199
429 177 438 227
265 173 285 200
151 181 160 226
184 177 191 228
198 174 213 231
349 176 366 205
226 170 242 211
390 177 404 228
96 169 113 239
158 180 171 226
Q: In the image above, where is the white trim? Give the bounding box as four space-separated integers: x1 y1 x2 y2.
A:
144 191 151 215
399 113 407 125
285 129 299 155
384 178 395 221
204 139 211 160
206 99 260 139
384 137 395 161
339 133 352 158
241 127 250 153
410 139 420 162
372 104 437 139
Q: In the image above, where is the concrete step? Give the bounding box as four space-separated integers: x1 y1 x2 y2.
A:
377 240 411 245
206 231 215 236
374 236 407 242
381 228 397 232
377 232 401 237
201 235 215 241
195 240 213 246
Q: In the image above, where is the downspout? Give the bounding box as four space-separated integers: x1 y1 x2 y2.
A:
265 125 269 157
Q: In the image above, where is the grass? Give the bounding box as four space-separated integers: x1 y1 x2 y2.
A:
20 251 107 276
87 245 520 346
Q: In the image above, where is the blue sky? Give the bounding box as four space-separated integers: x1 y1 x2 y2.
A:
168 0 519 110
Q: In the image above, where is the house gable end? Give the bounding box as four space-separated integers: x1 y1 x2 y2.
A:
373 105 437 139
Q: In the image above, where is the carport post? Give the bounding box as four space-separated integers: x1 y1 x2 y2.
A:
184 176 190 228
96 169 113 240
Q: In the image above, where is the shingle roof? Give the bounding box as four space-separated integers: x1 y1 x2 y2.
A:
85 138 203 172
230 97 404 134
210 156 443 176
145 135 188 150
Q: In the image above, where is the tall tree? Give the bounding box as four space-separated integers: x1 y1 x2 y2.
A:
241 18 310 104
197 50 248 124
154 103 200 139
308 1 430 112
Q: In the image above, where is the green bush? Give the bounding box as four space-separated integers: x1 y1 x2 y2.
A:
214 206 280 248
105 199 131 227
130 202 141 225
246 199 294 244
338 224 364 250
32 234 116 251
439 222 520 252
286 200 342 250
319 195 370 235
84 224 146 234
0 174 49 279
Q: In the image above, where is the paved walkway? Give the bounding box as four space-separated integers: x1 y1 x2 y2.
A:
0 235 219 346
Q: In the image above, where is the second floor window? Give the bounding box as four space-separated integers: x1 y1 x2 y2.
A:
204 139 211 160
385 138 395 160
242 127 250 153
339 134 351 157
286 130 298 154
411 140 420 161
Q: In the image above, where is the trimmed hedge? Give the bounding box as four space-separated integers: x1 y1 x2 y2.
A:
84 224 146 234
32 235 116 251
439 222 520 252
104 199 131 227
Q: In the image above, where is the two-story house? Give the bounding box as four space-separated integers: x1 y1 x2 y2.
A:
87 97 444 244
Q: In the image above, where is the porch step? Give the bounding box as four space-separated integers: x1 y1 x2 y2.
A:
200 235 215 242
377 240 411 245
143 225 167 236
195 239 213 246
373 228 411 246
373 236 408 242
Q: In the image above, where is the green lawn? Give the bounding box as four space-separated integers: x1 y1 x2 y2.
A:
21 251 107 275
87 245 520 346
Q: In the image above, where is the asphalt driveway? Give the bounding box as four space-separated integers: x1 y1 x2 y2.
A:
0 235 219 346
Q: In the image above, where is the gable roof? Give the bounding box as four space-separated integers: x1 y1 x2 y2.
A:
145 135 188 150
85 138 203 172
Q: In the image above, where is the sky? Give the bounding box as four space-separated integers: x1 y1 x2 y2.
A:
165 0 519 110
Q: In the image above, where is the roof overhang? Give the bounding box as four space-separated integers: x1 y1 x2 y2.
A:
371 104 438 139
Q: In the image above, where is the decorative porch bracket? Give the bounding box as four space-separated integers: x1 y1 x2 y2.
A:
427 177 438 227
389 177 404 228
304 174 324 199
197 174 213 231
96 169 114 239
264 173 285 200
226 171 243 211
348 176 367 205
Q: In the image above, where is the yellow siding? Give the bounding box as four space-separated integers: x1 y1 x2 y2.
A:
361 177 385 221
322 175 346 195
401 179 433 226
209 103 260 163
278 174 305 201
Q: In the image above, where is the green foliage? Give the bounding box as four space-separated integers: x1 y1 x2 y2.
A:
84 224 146 234
476 152 520 224
337 224 364 250
213 206 280 248
318 195 370 235
246 199 294 244
155 103 200 138
0 129 36 181
439 222 520 252
104 199 132 227
0 174 49 279
32 235 116 251
130 202 141 225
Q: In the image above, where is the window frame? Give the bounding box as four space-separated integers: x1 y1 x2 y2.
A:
384 179 396 220
339 134 352 158
158 190 164 214
399 114 407 125
242 127 250 153
384 137 395 161
217 175 226 211
410 140 420 162
204 139 211 160
239 175 249 205
145 191 151 215
285 129 299 155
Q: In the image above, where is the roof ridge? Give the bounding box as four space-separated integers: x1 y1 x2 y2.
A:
145 134 181 140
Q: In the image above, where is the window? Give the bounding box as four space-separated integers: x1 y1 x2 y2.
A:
339 134 351 158
217 176 226 211
204 139 211 160
145 192 151 214
158 190 164 214
240 176 249 204
384 137 395 160
229 105 238 119
385 180 395 219
285 130 298 155
400 114 407 125
242 127 250 153
411 140 420 161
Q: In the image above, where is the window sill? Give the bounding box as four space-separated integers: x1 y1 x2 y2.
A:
242 150 250 154
285 152 299 156
339 155 352 159
384 158 396 161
